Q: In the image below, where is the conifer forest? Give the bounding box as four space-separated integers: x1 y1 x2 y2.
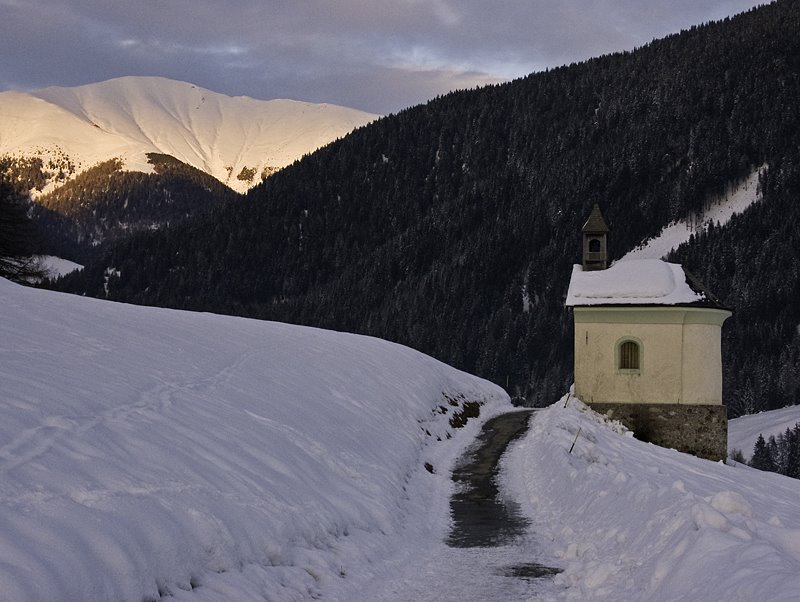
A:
46 1 800 415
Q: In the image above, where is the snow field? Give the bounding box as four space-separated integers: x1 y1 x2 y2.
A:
503 395 800 601
728 405 800 461
37 255 83 279
0 278 509 601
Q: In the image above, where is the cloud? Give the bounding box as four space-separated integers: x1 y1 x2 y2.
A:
0 0 766 113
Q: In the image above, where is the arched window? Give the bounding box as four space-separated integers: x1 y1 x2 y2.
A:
589 238 601 253
619 340 640 370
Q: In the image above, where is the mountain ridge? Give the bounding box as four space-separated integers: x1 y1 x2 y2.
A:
1 76 379 194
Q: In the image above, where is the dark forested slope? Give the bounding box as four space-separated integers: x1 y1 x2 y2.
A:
54 1 800 412
2 153 239 262
669 157 800 416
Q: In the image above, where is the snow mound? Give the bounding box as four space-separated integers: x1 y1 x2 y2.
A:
0 278 508 601
503 396 800 601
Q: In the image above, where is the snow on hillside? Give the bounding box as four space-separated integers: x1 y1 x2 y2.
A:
0 277 508 601
622 166 764 261
37 255 83 279
729 405 800 461
0 76 378 193
504 395 800 601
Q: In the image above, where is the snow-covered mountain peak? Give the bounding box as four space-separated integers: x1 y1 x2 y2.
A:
0 76 379 193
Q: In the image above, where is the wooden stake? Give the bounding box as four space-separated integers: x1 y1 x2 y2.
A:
568 427 582 454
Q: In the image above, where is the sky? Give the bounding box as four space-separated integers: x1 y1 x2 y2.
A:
0 1 768 115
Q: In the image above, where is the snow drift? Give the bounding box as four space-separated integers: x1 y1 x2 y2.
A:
504 397 800 601
0 278 508 600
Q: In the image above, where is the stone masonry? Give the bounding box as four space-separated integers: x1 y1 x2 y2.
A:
588 403 728 461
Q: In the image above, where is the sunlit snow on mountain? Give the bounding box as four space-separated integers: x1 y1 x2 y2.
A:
0 76 379 194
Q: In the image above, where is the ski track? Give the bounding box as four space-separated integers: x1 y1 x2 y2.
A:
0 347 259 478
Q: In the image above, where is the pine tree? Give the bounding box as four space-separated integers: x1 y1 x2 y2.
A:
0 177 46 283
786 423 800 479
750 434 777 472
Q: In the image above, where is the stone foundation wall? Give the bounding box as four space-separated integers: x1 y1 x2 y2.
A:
588 403 727 461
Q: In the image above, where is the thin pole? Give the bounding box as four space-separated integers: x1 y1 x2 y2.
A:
568 427 582 454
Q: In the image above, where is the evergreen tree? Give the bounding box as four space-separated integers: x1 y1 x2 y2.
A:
750 434 777 472
786 424 800 479
0 177 45 282
749 423 800 480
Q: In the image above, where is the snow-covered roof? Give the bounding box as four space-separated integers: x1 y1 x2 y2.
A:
565 258 723 307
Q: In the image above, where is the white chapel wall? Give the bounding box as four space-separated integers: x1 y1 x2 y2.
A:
573 306 729 405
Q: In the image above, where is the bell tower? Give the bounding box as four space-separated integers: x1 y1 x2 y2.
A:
582 204 609 271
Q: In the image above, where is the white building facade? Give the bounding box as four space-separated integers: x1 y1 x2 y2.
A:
566 207 731 460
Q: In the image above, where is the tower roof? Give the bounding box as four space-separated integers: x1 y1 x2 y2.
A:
582 204 609 233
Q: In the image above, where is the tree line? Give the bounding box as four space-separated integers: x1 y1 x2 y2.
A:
737 423 800 480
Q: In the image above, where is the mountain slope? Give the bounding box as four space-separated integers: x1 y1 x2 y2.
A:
0 276 507 601
0 76 378 194
29 154 241 255
53 1 800 413
729 405 800 460
1 77 377 259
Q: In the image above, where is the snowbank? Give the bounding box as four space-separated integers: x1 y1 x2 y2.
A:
0 278 508 601
504 396 800 601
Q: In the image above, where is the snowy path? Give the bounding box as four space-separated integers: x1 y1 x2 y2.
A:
339 410 560 601
448 410 536 547
348 543 554 601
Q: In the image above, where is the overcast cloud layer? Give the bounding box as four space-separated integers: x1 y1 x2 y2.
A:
1 1 767 114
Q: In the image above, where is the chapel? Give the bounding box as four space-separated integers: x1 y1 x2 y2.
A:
565 205 732 460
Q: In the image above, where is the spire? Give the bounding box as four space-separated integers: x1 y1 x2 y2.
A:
582 204 609 271
582 204 609 234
